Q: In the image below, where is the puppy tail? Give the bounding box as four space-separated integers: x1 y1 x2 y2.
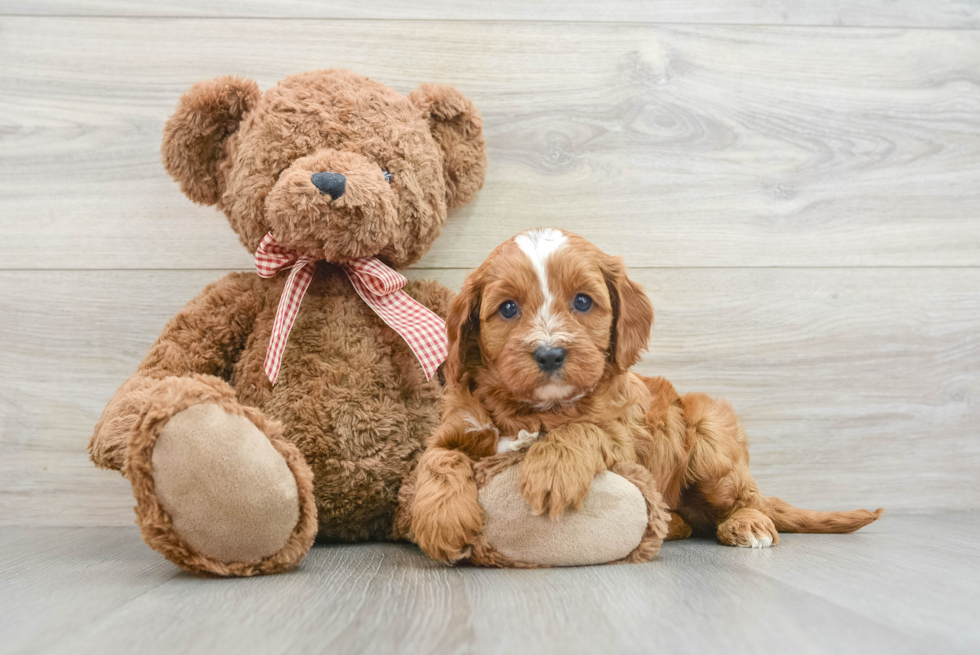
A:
763 497 884 534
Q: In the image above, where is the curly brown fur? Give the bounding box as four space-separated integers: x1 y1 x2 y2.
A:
412 229 882 560
194 69 488 267
91 70 486 573
409 83 487 210
410 447 484 562
518 422 610 518
162 76 261 206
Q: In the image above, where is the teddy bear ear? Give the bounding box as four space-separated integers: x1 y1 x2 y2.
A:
161 75 261 206
409 84 488 210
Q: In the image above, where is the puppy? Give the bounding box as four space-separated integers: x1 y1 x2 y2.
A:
412 228 882 562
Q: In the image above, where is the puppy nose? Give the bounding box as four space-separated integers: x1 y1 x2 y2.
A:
533 345 566 373
310 171 346 200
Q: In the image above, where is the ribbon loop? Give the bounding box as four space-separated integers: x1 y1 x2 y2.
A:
343 257 407 296
254 233 447 384
255 234 312 278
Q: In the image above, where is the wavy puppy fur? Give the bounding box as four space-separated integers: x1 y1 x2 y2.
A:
412 228 882 562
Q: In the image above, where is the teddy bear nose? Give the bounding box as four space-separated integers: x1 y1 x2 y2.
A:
533 345 567 373
310 172 346 200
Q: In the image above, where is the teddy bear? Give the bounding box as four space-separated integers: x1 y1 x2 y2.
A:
89 69 668 576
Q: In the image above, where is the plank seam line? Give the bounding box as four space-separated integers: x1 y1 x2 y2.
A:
1 15 979 31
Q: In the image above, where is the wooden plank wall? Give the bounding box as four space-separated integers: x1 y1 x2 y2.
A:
1 2 978 525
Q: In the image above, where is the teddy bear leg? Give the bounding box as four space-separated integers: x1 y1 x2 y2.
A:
125 375 317 576
409 453 670 568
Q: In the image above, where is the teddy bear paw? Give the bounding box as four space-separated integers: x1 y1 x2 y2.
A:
477 463 653 566
126 379 317 576
148 403 301 563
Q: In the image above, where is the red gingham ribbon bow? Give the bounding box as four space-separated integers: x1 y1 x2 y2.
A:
254 233 448 384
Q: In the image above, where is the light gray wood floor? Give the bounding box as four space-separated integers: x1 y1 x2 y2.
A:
2 514 978 655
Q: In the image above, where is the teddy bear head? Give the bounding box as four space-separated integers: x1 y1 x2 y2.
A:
161 69 486 268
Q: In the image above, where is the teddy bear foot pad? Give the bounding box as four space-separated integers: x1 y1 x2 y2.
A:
466 454 671 568
481 468 648 565
152 404 298 560
125 376 317 576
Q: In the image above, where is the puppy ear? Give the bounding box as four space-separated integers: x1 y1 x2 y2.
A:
603 256 654 371
444 270 484 387
409 84 487 210
162 75 260 206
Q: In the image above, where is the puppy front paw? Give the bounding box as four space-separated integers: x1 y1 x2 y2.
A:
412 495 483 563
410 453 485 563
518 443 595 519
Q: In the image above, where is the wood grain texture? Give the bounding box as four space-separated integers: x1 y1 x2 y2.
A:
2 18 980 269
725 513 980 649
2 518 978 654
1 267 976 526
3 0 980 28
0 528 179 655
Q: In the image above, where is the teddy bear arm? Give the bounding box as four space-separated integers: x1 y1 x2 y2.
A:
402 278 455 321
89 272 265 470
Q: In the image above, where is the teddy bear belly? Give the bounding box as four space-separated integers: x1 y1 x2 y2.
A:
275 379 439 543
233 279 445 542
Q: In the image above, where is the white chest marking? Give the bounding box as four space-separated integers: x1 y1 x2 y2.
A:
496 430 541 454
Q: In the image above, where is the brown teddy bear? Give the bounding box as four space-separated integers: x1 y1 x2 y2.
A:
90 69 666 576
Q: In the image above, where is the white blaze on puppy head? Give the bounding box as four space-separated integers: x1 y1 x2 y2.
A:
513 228 568 346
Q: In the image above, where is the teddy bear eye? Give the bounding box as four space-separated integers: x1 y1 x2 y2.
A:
499 300 520 320
573 294 593 312
383 170 392 183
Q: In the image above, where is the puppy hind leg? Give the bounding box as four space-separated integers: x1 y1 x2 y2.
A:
681 392 880 545
665 511 693 541
717 508 779 548
681 392 778 548
693 473 780 548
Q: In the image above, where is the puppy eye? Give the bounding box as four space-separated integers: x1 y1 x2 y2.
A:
498 300 520 320
573 293 593 312
383 170 392 183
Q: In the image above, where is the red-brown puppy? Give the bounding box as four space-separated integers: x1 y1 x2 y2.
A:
412 228 882 563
